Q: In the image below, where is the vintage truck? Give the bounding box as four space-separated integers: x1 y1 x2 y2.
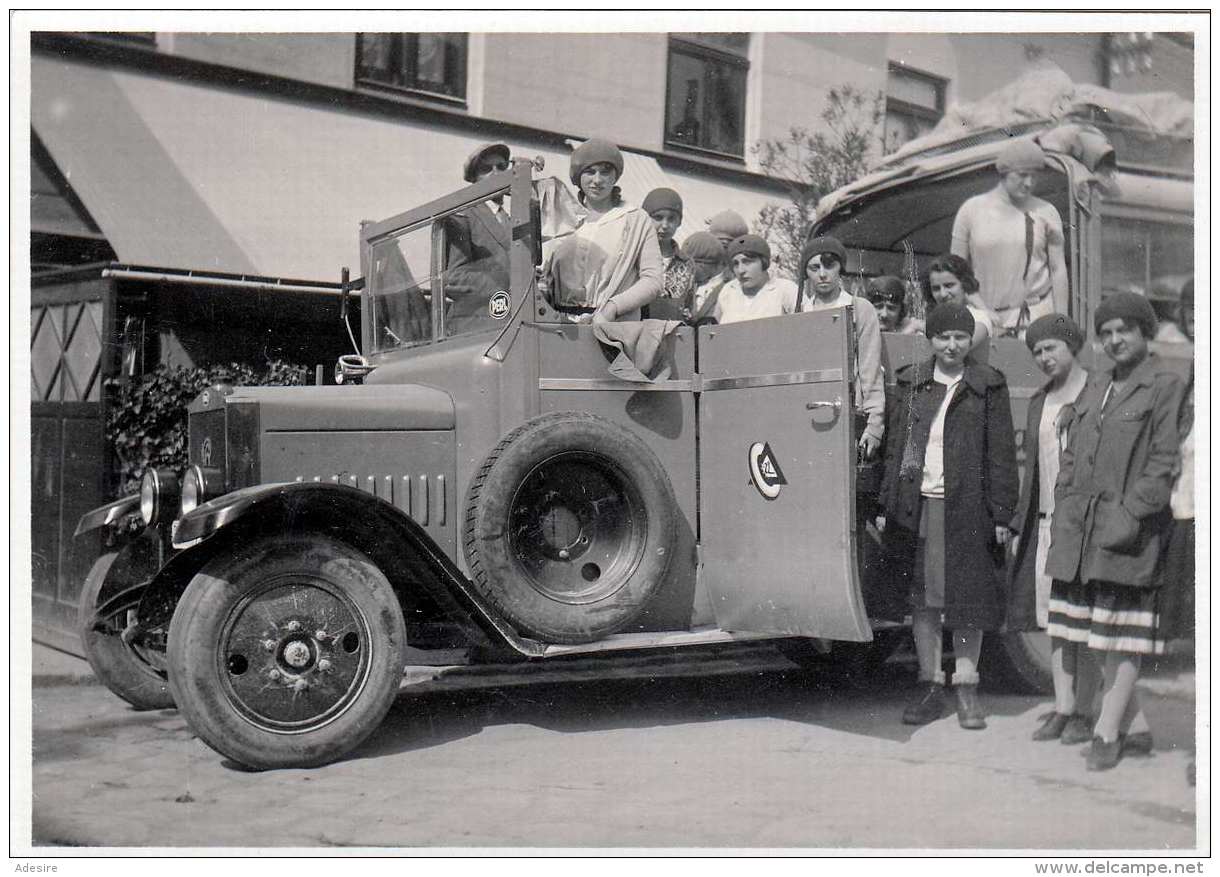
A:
76 117 1192 771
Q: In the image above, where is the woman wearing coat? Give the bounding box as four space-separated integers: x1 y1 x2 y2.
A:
1044 292 1186 771
877 302 1019 729
1006 314 1099 744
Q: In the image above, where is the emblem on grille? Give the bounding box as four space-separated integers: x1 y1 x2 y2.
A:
200 437 213 467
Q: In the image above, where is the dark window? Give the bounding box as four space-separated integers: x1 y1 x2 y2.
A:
665 34 749 159
884 64 946 154
356 33 467 103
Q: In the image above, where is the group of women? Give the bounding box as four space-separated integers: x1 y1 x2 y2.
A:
540 138 1192 773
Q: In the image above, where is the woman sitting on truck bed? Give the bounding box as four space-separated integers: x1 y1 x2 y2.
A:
540 138 661 323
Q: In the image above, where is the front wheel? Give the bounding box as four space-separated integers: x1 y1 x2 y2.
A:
78 551 174 711
167 535 406 770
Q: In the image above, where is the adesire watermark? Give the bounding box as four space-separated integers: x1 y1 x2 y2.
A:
1035 862 1206 875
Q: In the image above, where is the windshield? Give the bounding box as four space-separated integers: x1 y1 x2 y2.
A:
368 186 519 354
369 222 434 353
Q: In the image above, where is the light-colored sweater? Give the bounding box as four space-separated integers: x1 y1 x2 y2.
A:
545 202 662 318
801 287 886 442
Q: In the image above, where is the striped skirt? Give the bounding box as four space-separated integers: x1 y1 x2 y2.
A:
1046 578 1165 655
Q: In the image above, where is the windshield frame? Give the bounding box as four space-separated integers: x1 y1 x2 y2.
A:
360 162 533 358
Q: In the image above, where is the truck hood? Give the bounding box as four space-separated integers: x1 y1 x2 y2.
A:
223 384 455 431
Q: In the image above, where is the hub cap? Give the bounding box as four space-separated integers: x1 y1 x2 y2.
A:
508 452 646 603
218 577 372 733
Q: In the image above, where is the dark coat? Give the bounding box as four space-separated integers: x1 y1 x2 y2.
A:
443 202 512 334
878 360 1020 630
1045 353 1184 588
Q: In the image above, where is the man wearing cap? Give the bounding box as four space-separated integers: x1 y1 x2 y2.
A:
442 142 515 335
951 138 1069 334
708 234 799 324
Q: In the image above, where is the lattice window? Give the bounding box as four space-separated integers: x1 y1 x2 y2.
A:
31 300 104 402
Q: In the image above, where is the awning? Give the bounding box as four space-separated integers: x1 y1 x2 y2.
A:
33 56 781 281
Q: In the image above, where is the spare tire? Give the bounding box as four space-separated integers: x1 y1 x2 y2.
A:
464 412 677 643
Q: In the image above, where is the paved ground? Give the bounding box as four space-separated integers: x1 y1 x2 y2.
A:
28 642 1200 851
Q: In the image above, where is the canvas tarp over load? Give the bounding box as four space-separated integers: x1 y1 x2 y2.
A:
880 62 1193 169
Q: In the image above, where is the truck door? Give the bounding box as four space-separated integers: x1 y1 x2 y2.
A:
697 308 871 641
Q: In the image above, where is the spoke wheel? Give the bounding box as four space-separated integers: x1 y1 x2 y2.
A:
218 576 374 733
168 535 406 770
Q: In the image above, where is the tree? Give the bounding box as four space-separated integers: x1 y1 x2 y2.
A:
753 85 886 279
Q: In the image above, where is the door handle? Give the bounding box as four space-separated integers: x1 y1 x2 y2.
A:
806 396 843 413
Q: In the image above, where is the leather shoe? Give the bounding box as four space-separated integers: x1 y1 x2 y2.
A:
1086 735 1122 771
1120 730 1154 756
1060 713 1094 745
902 681 946 725
954 683 986 730
1032 712 1071 741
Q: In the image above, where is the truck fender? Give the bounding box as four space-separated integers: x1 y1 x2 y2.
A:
141 482 544 657
75 493 139 537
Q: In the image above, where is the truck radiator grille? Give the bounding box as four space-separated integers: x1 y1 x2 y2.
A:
294 473 447 527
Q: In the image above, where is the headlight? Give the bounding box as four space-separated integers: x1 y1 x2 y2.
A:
180 466 222 516
139 469 180 526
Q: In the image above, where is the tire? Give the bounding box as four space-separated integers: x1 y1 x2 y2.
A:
464 412 677 644
167 535 407 770
980 630 1054 695
77 551 174 711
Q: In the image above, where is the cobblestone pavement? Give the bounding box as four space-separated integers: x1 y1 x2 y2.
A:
28 646 1200 851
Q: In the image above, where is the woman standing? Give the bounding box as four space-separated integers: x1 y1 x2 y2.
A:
641 187 696 321
877 303 1019 729
1007 314 1098 744
1044 292 1186 770
921 255 991 356
543 138 661 323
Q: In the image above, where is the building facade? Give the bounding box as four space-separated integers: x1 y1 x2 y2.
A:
32 30 1194 285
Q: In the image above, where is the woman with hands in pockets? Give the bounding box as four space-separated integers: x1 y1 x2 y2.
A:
1043 292 1186 771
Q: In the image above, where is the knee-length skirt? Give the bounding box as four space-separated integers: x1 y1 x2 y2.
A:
1046 578 1166 655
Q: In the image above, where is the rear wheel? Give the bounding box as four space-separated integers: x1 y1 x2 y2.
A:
167 535 406 769
77 551 174 711
980 630 1053 694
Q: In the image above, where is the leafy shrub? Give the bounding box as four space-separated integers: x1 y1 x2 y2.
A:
106 361 307 496
753 85 885 278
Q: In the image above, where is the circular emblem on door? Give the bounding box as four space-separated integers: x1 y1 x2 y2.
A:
200 437 213 467
748 441 787 500
489 290 511 320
